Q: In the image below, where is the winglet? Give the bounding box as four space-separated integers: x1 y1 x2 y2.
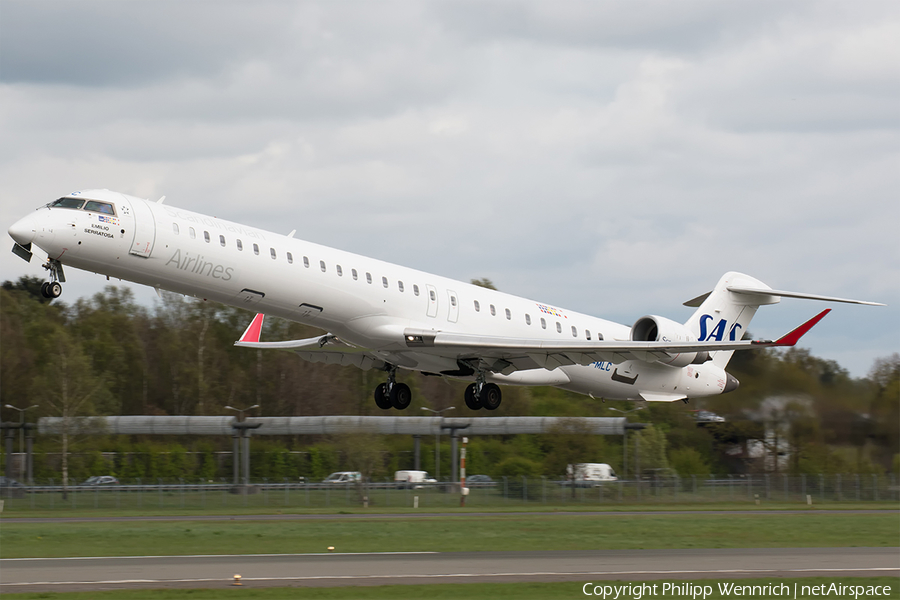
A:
239 313 265 343
771 309 831 347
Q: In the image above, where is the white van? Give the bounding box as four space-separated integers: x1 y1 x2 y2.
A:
394 470 437 489
566 463 618 486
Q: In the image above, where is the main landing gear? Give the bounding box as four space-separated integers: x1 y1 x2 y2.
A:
464 375 502 411
374 367 412 411
40 258 65 299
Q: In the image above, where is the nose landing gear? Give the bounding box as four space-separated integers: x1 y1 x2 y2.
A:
40 258 66 299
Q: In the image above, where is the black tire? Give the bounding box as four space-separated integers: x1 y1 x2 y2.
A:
48 281 62 298
390 382 412 410
464 383 482 410
374 383 392 410
481 383 502 410
40 282 51 298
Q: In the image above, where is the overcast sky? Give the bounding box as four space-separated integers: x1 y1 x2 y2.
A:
2 1 897 377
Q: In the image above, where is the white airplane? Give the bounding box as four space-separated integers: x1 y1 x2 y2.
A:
8 190 883 411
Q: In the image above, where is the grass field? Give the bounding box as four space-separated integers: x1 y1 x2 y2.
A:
1 511 896 558
2 500 897 519
1 578 898 600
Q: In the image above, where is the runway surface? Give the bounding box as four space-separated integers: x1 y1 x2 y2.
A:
2 547 898 593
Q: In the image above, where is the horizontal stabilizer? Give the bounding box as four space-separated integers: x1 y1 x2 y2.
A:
726 286 885 306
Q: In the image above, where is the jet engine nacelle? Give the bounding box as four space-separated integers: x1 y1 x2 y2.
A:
630 315 710 367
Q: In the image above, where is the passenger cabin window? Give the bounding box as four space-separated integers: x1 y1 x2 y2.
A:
490 304 496 316
270 248 277 259
541 317 547 329
429 290 436 301
50 198 85 210
571 326 577 337
253 243 259 255
413 285 420 296
189 228 196 239
287 252 293 264
336 265 343 276
474 300 480 312
556 322 562 333
398 281 404 292
451 296 457 307
203 231 210 243
585 330 591 340
352 268 358 280
320 260 326 272
237 239 243 251
382 276 388 288
366 272 372 284
505 308 511 320
173 223 179 235
219 235 226 247
525 314 531 325
83 200 115 215
303 256 309 268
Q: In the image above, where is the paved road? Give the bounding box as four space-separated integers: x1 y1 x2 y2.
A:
3 509 896 524
2 547 897 593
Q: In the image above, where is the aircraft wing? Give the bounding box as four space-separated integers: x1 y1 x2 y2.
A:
236 310 830 373
234 314 388 371
402 309 832 369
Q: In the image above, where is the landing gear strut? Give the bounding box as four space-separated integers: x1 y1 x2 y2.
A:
40 258 65 299
464 375 502 411
374 366 412 411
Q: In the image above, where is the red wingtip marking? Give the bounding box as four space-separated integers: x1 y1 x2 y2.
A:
773 309 831 346
239 313 265 343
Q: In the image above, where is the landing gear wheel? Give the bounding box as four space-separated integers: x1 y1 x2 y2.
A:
48 281 62 298
40 282 51 298
374 383 392 410
464 384 482 410
481 383 502 410
389 382 412 410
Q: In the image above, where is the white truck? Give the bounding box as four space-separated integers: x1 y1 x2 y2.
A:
322 471 362 484
394 470 437 489
566 463 618 486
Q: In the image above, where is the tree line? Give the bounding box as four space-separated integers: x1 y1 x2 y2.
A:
1 276 897 482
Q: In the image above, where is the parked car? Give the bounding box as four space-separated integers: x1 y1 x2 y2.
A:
0 476 26 498
695 410 726 423
322 471 362 484
84 476 119 485
394 470 437 489
465 474 495 488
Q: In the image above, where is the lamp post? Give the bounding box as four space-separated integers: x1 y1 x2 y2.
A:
421 406 454 482
608 406 645 479
225 404 259 422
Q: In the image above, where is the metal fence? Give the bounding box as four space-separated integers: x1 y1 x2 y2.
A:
1 474 897 511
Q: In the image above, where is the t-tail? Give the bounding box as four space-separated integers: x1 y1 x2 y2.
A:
683 271 884 369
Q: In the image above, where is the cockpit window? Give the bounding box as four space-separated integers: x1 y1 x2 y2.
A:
83 200 115 215
50 198 85 210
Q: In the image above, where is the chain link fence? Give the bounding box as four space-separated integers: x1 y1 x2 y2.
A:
1 473 897 511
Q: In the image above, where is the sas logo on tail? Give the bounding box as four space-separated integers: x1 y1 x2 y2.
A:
698 315 742 341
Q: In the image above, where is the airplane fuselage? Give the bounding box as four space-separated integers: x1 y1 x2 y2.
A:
9 190 741 405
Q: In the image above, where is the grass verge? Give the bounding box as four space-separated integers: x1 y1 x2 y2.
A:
1 512 896 558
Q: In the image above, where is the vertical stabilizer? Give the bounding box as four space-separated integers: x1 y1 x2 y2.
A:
684 272 779 368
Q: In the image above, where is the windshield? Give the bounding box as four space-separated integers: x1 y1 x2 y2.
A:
50 197 85 210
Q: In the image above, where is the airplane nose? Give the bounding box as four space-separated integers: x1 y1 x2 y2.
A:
724 372 740 394
8 214 37 246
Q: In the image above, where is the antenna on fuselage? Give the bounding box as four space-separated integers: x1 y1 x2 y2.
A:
287 230 296 238
156 196 166 204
